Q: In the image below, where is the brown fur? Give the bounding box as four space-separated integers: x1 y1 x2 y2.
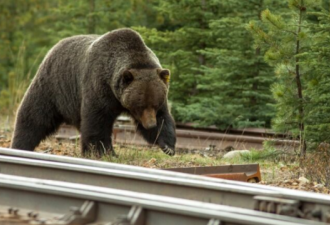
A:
11 28 176 156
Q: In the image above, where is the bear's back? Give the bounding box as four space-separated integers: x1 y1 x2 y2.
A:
40 34 99 78
104 28 148 52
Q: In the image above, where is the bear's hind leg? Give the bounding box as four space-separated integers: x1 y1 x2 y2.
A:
11 99 63 151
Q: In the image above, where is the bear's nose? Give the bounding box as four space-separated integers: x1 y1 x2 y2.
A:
141 108 157 129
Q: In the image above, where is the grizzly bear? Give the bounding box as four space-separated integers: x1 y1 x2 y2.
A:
11 28 176 156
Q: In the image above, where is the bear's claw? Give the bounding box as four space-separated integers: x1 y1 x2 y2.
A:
162 145 175 156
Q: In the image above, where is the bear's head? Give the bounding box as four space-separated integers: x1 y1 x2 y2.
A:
119 68 170 129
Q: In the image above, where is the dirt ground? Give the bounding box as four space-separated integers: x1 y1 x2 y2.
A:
1 128 330 195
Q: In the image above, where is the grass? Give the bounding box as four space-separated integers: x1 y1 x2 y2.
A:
0 115 316 186
28 137 299 184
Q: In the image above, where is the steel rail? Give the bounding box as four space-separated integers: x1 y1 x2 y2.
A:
0 148 330 222
114 126 299 148
56 124 298 150
0 174 324 225
176 123 281 137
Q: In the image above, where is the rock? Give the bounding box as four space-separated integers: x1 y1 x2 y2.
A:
148 158 157 164
314 184 324 189
298 177 310 184
283 180 292 185
280 166 288 171
223 150 251 159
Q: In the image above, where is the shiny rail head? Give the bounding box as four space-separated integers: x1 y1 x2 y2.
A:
1 147 330 201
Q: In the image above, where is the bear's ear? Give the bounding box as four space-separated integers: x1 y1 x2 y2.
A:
158 69 170 84
122 70 134 85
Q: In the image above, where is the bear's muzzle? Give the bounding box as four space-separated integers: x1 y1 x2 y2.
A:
141 108 157 129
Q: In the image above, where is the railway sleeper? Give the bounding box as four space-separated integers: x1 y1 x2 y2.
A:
1 202 223 225
1 201 96 225
254 195 330 222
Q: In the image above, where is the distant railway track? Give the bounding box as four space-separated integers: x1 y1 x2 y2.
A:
55 123 299 151
1 147 329 223
175 122 286 138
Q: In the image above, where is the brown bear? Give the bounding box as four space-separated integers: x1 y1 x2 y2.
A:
11 28 176 156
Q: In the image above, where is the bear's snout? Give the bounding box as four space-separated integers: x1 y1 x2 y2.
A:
141 108 157 129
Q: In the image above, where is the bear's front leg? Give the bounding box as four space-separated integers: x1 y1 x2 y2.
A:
81 119 116 157
137 107 176 156
80 103 118 157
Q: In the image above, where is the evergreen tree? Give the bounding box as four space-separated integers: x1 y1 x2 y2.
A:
155 0 220 107
0 0 55 113
135 0 219 126
191 0 277 129
139 1 283 129
304 6 330 145
248 0 321 155
45 0 161 41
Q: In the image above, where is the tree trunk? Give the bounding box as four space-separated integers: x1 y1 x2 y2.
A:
295 0 307 157
88 0 95 34
190 0 206 96
250 0 264 109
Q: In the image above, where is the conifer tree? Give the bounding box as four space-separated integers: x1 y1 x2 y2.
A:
0 0 56 113
248 0 320 156
304 6 330 145
135 0 220 126
192 0 277 128
139 1 283 129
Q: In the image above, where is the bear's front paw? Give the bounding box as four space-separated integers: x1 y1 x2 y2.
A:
162 145 175 156
110 150 118 158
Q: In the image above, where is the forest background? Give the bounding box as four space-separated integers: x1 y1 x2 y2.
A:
1 0 330 155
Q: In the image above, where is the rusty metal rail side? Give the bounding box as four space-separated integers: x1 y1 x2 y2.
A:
163 164 262 182
175 129 292 145
114 126 299 147
175 123 289 138
55 125 299 150
1 149 330 222
0 174 323 225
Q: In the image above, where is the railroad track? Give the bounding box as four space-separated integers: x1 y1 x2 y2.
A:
1 147 330 224
175 122 286 138
55 123 299 152
0 174 320 225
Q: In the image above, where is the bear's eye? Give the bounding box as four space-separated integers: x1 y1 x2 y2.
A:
122 70 134 85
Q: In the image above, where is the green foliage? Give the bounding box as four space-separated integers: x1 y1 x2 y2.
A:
248 0 330 154
2 0 330 143
194 1 277 129
0 0 52 114
304 9 330 144
138 0 281 129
